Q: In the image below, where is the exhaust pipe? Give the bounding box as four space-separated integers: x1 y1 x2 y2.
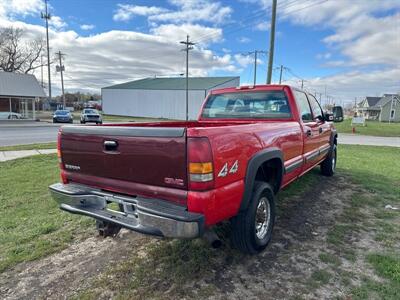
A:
203 230 222 249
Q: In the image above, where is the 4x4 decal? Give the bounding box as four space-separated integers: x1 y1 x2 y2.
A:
218 160 239 177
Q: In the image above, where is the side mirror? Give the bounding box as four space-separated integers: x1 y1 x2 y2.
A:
332 106 344 122
324 113 334 122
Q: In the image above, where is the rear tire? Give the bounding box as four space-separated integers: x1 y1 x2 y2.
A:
231 181 275 254
321 144 337 176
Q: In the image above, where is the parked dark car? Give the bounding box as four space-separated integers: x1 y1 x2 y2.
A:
53 110 73 123
80 108 102 124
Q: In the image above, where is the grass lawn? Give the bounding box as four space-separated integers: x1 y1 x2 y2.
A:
336 145 400 298
0 142 57 152
1 145 399 299
0 154 93 272
77 145 400 299
334 118 400 137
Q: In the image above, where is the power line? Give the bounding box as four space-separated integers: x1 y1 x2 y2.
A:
194 0 325 45
245 50 268 85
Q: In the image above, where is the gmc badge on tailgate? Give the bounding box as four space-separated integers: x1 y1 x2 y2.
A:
164 177 184 186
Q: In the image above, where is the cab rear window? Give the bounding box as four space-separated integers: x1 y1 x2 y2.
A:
201 91 291 119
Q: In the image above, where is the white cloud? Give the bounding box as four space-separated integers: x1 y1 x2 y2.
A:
238 36 251 43
0 19 236 94
283 68 400 103
49 15 67 30
277 0 400 67
80 24 95 31
234 54 263 68
316 52 331 60
113 1 232 25
251 0 400 100
113 4 169 22
255 21 269 31
151 23 222 45
0 0 43 18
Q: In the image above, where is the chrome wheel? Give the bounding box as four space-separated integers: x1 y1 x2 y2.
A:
255 197 271 240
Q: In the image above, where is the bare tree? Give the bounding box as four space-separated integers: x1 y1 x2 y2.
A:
0 27 45 74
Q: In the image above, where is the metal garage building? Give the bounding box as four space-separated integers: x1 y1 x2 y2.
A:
102 76 240 120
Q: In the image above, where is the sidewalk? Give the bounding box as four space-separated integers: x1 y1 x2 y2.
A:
338 134 400 147
0 149 57 162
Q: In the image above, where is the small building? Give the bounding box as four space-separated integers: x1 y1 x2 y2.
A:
356 96 381 120
357 94 400 122
102 76 240 120
0 72 46 120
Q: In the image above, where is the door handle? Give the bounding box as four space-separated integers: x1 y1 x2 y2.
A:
104 140 118 151
319 127 323 134
306 129 312 137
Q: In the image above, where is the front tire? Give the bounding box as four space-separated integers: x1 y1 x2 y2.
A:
321 144 337 176
231 181 275 254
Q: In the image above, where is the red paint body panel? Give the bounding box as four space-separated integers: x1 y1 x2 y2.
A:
58 85 336 227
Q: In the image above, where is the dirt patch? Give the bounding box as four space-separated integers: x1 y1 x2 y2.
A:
0 173 385 299
0 230 148 300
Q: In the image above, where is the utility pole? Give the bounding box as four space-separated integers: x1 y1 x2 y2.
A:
247 50 267 85
279 65 283 84
56 51 66 108
180 35 195 121
40 55 44 88
254 50 258 86
41 0 51 101
266 0 277 84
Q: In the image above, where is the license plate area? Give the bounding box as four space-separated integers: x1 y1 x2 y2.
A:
101 192 139 219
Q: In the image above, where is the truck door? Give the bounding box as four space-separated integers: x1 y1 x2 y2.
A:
292 90 321 171
307 94 331 159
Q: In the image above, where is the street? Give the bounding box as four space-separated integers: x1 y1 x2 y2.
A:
1 123 400 147
338 133 400 147
0 123 60 147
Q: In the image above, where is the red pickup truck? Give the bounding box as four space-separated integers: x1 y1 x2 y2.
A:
49 85 343 254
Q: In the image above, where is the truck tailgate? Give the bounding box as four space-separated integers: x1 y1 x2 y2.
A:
60 126 188 203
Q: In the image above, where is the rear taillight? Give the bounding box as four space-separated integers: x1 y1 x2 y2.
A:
188 137 214 190
57 129 68 184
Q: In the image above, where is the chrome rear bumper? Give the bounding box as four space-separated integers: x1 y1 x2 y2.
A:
49 183 204 239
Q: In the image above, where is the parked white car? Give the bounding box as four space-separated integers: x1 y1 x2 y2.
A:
0 112 23 119
80 108 102 124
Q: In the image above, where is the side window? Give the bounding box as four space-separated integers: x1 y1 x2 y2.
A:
307 94 324 120
294 91 313 122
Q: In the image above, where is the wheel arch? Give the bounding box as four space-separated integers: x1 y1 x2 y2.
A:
240 148 284 212
330 130 338 146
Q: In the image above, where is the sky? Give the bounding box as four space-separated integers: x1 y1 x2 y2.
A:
0 0 399 105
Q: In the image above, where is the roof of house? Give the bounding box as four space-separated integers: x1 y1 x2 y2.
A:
375 94 400 107
103 76 239 90
364 96 381 107
0 72 46 97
